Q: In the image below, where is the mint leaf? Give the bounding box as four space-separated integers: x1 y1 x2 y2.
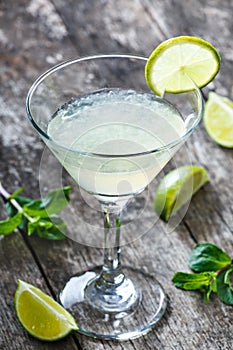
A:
5 198 30 231
189 243 231 272
172 271 216 302
14 196 32 206
172 242 233 305
216 266 233 305
1 182 71 240
5 196 31 217
23 186 72 218
28 215 66 240
172 271 215 289
7 187 24 200
28 218 53 235
0 213 23 235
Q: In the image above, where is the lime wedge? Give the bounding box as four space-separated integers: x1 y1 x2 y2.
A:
145 36 221 96
203 92 233 148
14 280 78 341
154 165 209 222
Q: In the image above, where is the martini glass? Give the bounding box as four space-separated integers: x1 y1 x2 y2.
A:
26 55 203 340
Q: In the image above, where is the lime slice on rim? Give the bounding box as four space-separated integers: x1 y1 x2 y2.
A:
203 92 233 148
154 165 209 222
14 280 78 341
145 36 221 96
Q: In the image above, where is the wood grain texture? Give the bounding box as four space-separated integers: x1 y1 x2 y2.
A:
0 0 233 349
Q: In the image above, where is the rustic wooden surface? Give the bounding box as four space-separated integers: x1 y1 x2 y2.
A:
0 0 233 349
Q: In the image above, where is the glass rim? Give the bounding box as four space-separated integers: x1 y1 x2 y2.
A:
26 54 204 158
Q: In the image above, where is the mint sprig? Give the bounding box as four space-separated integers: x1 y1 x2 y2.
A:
0 182 72 240
189 243 232 272
172 242 233 305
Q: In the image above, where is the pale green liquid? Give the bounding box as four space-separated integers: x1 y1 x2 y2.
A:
48 89 185 197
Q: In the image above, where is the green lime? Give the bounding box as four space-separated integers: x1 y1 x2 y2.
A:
145 36 221 96
14 280 78 341
203 92 233 148
154 165 209 222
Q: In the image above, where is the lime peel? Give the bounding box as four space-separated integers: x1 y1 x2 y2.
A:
154 165 209 222
14 280 78 341
145 36 221 96
203 92 233 148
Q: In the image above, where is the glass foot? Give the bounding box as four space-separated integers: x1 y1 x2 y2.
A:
59 266 167 341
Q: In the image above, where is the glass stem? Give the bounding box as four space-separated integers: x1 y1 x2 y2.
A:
100 203 124 285
84 200 140 313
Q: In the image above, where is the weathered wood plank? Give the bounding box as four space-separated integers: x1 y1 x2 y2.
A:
0 0 80 349
1 0 233 349
0 232 78 350
50 1 233 349
51 0 164 56
29 156 233 350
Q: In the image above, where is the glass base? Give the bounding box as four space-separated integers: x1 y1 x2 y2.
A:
59 266 167 341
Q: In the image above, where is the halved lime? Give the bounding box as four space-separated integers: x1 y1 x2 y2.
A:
203 92 233 148
14 280 78 341
145 36 221 96
154 165 209 222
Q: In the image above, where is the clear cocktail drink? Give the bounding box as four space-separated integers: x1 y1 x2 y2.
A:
48 88 185 198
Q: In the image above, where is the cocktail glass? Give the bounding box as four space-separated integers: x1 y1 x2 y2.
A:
26 55 203 340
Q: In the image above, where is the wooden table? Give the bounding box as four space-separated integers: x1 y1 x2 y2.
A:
0 0 232 349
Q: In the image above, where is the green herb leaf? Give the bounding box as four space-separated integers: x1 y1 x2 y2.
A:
7 187 24 200
23 186 72 218
172 271 216 302
5 201 17 217
5 199 30 231
216 266 233 305
172 271 214 289
1 183 71 240
14 195 32 206
189 242 231 272
5 196 32 217
28 215 66 240
28 218 53 235
172 242 233 305
0 213 23 235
